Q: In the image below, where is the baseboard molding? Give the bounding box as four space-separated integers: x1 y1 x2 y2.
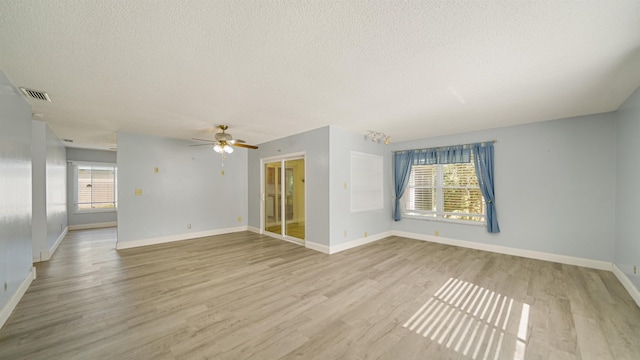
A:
612 264 640 309
115 226 249 250
39 226 68 261
68 221 117 231
0 267 35 330
305 241 330 254
391 231 612 271
247 226 261 234
329 231 393 254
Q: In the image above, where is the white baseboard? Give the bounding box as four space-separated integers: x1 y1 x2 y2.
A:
68 221 117 231
115 226 249 250
612 264 640 309
248 226 261 234
303 231 392 255
305 241 330 254
0 267 35 330
39 226 68 261
329 231 393 254
391 231 612 271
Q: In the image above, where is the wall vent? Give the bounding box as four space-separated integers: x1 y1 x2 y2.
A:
63 139 73 143
20 87 51 102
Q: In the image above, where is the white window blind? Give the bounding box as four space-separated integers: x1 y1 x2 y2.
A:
75 164 117 211
403 155 485 222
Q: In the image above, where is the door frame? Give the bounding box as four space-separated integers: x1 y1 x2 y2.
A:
260 152 306 245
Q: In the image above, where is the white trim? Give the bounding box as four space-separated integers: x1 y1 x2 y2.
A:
67 160 116 166
260 151 306 162
612 264 640 309
248 226 261 234
329 231 392 254
0 267 35 330
115 226 249 250
40 226 69 261
305 241 330 254
68 221 117 231
391 231 612 271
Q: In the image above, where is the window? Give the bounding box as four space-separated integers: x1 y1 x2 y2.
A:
351 152 383 212
75 163 117 211
403 154 484 223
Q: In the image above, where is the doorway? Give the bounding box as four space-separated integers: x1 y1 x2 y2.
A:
262 155 305 244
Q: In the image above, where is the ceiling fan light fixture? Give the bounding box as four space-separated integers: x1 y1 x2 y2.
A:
213 144 223 153
223 144 234 153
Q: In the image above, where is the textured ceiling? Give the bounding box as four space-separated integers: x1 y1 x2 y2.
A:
1 1 639 150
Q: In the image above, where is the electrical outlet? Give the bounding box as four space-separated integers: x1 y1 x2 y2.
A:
237 216 242 222
221 170 225 176
435 230 439 236
134 189 142 196
187 223 191 230
634 265 637 274
364 231 368 238
154 167 159 173
344 230 347 237
3 282 7 292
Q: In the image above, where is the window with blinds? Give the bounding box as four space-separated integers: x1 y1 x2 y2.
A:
403 155 485 223
76 164 117 211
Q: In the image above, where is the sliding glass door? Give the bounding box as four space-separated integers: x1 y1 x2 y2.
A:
263 156 305 243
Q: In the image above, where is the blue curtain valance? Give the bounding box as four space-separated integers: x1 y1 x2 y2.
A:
396 144 472 165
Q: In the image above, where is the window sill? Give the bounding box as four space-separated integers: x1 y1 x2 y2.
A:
402 214 485 227
74 208 117 215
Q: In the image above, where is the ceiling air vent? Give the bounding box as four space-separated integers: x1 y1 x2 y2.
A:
20 87 51 102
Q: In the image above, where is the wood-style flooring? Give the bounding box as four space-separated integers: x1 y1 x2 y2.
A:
0 228 639 359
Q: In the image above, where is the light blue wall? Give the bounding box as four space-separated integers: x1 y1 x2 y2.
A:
329 126 392 246
66 148 117 226
32 121 67 260
117 132 248 244
31 121 47 260
391 113 617 262
248 127 330 246
615 87 640 290
44 123 67 250
0 70 33 312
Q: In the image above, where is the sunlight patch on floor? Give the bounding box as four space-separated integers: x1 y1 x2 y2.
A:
403 277 530 360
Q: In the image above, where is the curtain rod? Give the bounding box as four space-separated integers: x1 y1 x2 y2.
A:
393 140 496 154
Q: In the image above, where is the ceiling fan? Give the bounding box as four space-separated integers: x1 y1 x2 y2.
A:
191 125 259 153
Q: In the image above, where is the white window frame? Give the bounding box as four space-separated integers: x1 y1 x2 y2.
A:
402 157 485 225
72 161 117 213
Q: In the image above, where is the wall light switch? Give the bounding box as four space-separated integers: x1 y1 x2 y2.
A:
134 189 143 196
154 167 159 173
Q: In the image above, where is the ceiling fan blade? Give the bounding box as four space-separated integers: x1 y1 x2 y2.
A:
191 137 216 143
189 143 215 147
233 143 259 149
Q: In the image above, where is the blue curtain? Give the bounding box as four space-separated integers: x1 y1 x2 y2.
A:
413 148 437 165
473 143 500 233
393 150 415 221
437 145 471 164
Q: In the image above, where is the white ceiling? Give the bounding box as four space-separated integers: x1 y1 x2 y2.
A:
1 1 639 150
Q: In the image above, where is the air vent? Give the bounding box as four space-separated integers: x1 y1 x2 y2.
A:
63 139 73 143
20 87 51 102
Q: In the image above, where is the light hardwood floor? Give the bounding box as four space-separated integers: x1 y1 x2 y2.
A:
1 228 639 359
